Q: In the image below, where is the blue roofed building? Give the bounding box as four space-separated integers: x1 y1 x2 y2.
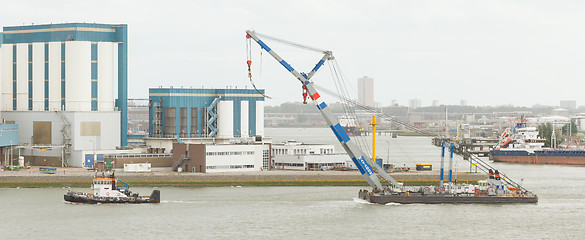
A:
148 87 265 139
146 87 272 173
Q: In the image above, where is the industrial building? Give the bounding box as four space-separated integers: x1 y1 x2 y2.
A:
0 23 271 173
272 140 354 170
171 142 270 173
148 87 265 139
0 23 128 167
144 87 270 172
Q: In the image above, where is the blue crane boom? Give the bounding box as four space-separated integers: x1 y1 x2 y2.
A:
246 30 401 191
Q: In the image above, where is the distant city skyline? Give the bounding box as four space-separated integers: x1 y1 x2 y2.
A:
270 98 581 109
3 1 585 108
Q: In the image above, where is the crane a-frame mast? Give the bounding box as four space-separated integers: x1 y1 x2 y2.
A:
246 30 400 190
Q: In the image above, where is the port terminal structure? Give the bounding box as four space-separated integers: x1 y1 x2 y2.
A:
432 137 499 158
246 30 536 202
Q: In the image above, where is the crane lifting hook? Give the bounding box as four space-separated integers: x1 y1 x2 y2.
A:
247 60 252 78
302 85 308 104
246 34 271 99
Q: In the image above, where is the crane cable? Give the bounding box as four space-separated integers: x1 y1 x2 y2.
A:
246 35 271 99
312 83 531 192
327 60 372 156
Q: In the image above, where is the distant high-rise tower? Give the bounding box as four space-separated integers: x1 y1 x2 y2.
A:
460 100 467 106
432 100 439 107
391 99 399 106
357 76 374 107
409 99 422 109
560 100 576 110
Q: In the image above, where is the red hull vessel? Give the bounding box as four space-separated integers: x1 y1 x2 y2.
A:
490 151 585 165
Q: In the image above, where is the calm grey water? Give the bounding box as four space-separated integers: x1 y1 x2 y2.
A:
1 128 584 239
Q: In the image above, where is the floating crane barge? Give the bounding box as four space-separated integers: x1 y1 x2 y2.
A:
246 30 537 204
360 191 538 204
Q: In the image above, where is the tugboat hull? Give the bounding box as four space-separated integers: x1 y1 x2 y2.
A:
64 190 160 204
359 190 538 204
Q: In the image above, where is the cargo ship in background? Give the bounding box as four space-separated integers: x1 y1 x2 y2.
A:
339 116 366 136
489 119 585 165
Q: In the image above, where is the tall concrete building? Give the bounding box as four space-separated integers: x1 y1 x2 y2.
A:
560 100 576 110
0 23 128 167
357 76 374 107
432 100 439 107
391 99 399 106
408 99 422 109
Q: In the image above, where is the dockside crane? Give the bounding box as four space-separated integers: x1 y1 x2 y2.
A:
246 30 401 192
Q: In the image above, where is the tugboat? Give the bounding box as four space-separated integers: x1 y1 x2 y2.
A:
64 171 160 204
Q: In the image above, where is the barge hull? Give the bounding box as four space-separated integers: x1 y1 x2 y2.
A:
359 190 538 204
491 155 585 165
490 149 585 165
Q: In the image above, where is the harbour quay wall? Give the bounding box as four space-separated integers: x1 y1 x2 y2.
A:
0 168 487 187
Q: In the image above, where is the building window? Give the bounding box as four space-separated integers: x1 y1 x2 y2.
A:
191 108 198 137
206 151 255 156
28 44 33 111
33 121 52 144
12 45 17 111
44 43 49 111
60 42 65 110
91 42 98 111
80 122 101 136
263 150 270 170
206 165 253 169
164 107 176 138
180 107 187 137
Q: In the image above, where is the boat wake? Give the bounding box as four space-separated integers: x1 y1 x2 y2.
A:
384 202 402 206
160 200 201 204
353 197 374 204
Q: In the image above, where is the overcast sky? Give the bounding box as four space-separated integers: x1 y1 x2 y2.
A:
2 0 585 107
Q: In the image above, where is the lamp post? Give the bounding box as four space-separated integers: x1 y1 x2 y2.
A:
9 140 13 167
385 140 390 164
